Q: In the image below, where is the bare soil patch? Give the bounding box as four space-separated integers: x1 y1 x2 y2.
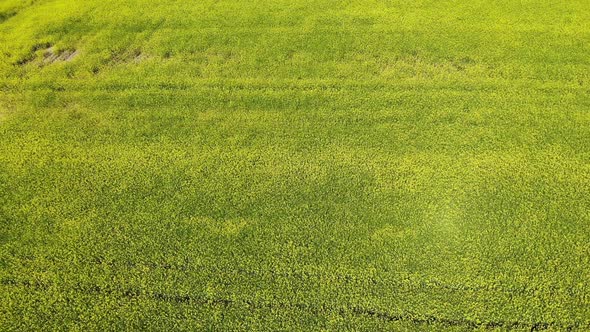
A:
43 47 79 64
15 44 79 66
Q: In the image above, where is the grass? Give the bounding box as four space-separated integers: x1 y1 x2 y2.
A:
1 0 589 330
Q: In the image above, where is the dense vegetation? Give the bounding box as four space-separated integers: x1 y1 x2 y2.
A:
1 0 589 330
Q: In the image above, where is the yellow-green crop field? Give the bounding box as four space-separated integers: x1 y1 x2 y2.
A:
1 0 589 330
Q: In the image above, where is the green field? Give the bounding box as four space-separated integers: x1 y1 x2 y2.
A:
1 0 589 330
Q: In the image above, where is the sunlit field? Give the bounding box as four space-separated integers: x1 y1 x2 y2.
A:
1 0 589 330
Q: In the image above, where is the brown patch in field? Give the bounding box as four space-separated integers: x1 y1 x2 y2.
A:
133 51 146 63
43 47 79 64
63 49 79 61
42 47 58 63
108 48 150 64
15 43 79 66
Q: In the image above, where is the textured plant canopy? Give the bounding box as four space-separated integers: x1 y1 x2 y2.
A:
0 0 589 330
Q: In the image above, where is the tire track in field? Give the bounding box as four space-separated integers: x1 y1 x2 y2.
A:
5 254 587 300
79 256 590 299
0 0 45 25
2 278 588 330
0 11 17 24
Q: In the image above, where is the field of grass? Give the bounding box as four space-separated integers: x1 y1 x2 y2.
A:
1 0 589 330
